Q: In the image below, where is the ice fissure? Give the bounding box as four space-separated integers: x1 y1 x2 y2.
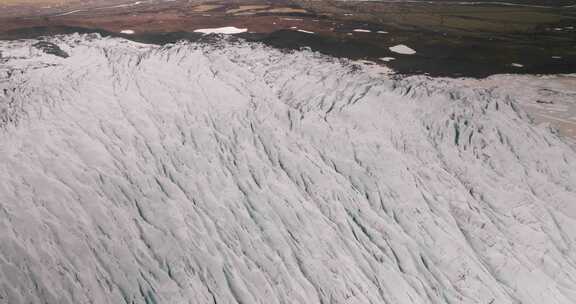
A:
0 34 575 304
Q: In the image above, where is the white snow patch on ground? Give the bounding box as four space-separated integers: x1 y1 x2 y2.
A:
379 57 395 62
120 29 135 34
52 9 82 16
353 29 372 33
389 44 416 55
193 26 247 34
101 1 143 9
377 30 389 34
511 63 524 68
297 29 315 34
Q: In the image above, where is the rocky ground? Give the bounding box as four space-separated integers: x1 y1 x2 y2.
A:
0 0 575 77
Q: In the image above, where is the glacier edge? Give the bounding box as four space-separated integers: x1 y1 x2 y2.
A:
0 34 575 304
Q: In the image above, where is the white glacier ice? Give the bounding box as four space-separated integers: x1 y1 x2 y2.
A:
0 34 575 304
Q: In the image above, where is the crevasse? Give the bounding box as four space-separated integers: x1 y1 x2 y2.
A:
0 34 575 304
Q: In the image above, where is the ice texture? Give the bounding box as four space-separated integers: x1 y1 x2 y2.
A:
0 34 575 304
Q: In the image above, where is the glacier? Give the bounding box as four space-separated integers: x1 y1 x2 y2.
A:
0 34 575 304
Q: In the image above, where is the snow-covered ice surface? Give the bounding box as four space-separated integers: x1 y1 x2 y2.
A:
452 74 576 144
0 34 576 304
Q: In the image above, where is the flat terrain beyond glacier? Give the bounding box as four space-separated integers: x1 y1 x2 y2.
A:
1 0 575 77
0 34 576 304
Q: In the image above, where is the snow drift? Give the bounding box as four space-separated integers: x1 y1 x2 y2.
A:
0 34 575 304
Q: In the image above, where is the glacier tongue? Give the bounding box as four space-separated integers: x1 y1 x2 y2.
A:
0 34 575 304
